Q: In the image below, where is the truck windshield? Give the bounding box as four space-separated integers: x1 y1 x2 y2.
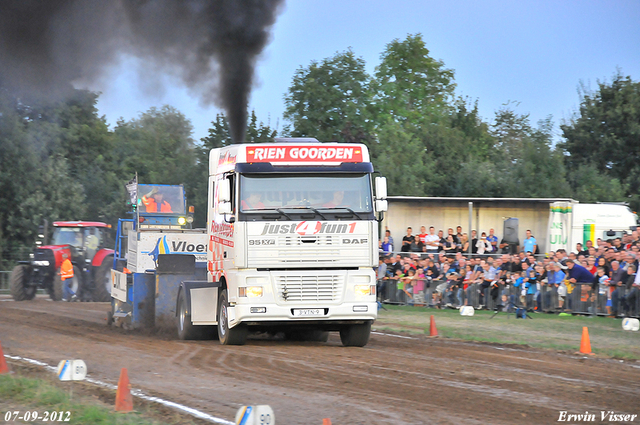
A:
137 184 185 214
239 174 373 220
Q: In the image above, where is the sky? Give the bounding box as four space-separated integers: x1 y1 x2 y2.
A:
92 0 640 143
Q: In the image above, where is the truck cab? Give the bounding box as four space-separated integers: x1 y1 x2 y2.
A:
178 139 387 346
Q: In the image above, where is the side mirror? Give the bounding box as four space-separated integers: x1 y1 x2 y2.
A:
219 201 232 215
376 199 388 213
219 179 231 202
375 176 387 200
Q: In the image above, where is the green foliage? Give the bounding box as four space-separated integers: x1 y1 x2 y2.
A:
0 373 191 424
370 120 433 196
284 49 371 143
561 72 640 208
371 34 455 125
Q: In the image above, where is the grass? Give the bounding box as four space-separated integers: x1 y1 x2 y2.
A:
375 305 640 359
0 370 200 425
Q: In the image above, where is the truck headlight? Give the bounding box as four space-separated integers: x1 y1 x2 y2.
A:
33 260 50 267
239 286 263 297
177 217 187 225
354 285 375 296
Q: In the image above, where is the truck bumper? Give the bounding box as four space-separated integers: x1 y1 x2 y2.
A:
230 302 377 330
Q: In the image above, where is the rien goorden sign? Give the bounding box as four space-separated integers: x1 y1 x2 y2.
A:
246 145 363 163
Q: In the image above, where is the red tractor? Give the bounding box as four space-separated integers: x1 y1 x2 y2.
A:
10 221 115 302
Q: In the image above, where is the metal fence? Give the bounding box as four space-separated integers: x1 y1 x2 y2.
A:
378 278 640 318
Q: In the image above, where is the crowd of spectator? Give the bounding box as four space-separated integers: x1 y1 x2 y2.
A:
377 226 640 318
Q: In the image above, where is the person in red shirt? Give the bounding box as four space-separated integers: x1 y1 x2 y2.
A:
418 226 428 245
323 190 345 208
142 188 172 213
241 192 265 210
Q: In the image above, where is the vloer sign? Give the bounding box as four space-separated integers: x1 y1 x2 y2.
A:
246 145 363 163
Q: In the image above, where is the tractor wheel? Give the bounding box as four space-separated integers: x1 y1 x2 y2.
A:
10 265 36 301
92 256 113 302
217 289 248 345
52 265 81 301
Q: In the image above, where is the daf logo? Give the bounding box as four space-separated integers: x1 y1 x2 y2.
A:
343 238 368 244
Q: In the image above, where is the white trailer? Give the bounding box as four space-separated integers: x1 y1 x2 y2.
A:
547 201 638 252
177 139 388 346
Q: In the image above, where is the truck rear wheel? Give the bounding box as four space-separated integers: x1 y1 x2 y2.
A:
92 256 113 302
10 265 36 301
176 289 213 340
218 289 247 345
52 265 81 301
339 322 372 347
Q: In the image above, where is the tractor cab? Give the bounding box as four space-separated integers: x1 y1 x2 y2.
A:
135 184 193 229
50 222 110 261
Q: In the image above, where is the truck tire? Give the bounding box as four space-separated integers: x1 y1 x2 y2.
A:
218 289 248 345
10 265 36 301
177 289 205 340
52 265 81 301
339 322 372 347
92 256 113 302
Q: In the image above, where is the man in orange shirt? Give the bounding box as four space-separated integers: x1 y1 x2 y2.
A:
142 188 172 213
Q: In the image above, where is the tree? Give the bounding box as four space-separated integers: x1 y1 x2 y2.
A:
370 33 455 126
371 120 434 196
561 72 640 207
369 34 497 196
283 49 371 143
490 110 570 198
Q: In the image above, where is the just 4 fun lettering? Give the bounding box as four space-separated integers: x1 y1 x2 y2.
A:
260 221 357 236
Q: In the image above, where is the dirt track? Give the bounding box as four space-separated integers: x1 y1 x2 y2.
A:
1 297 639 424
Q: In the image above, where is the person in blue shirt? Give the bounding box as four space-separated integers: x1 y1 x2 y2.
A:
522 229 538 254
566 259 595 312
525 269 538 311
512 271 525 307
486 228 499 253
544 262 565 310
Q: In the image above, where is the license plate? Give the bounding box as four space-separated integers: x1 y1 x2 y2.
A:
293 309 324 317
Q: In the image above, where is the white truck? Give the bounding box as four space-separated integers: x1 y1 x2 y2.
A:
547 201 638 252
176 139 388 346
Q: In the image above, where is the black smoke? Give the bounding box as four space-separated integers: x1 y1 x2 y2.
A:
0 0 284 143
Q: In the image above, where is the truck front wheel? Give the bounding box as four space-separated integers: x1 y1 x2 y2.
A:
339 322 372 347
217 289 247 345
10 265 36 301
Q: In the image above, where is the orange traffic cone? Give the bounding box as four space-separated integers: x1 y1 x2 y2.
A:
115 368 133 412
429 315 438 337
0 341 9 374
323 419 332 425
579 326 593 355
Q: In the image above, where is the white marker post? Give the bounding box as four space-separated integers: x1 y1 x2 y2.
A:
57 360 87 400
235 405 275 425
622 318 639 331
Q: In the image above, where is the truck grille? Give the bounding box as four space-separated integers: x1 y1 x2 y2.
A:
275 275 344 303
